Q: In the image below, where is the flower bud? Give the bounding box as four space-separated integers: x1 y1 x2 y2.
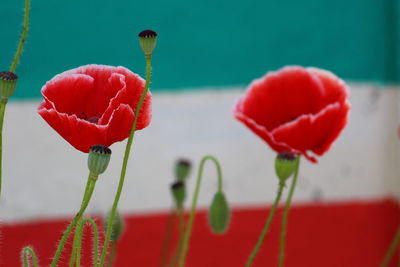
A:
0 71 18 98
208 191 230 234
175 159 191 182
171 181 186 207
275 153 297 184
105 210 124 242
87 144 111 176
138 30 158 55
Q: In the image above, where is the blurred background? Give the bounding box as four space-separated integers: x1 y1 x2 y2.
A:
0 0 399 266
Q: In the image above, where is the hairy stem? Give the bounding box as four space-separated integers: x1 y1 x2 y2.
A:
10 0 31 72
22 247 39 267
99 55 152 267
50 173 98 267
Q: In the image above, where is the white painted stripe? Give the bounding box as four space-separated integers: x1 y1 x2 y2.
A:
0 84 399 221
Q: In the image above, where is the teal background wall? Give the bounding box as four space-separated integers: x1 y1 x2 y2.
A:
1 0 398 99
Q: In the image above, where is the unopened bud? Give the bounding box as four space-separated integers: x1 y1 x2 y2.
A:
208 191 230 234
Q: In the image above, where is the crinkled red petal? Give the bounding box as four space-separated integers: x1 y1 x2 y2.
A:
308 67 349 108
271 102 350 162
38 107 107 153
238 66 326 131
104 104 135 145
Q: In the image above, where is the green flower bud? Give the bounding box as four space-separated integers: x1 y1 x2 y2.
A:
105 210 124 242
87 145 111 176
171 181 186 207
0 71 18 98
208 191 230 234
175 159 191 182
138 30 158 55
275 153 297 184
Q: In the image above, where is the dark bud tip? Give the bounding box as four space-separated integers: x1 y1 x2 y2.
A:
277 152 296 161
171 181 184 190
177 159 191 168
90 144 112 155
138 30 158 38
0 71 18 81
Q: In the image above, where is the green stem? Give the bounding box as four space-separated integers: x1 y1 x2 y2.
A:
107 242 118 267
50 173 98 267
10 0 30 72
159 207 177 267
99 55 153 267
69 218 83 267
381 227 400 267
170 205 185 267
245 182 286 267
69 217 100 267
278 156 300 267
0 99 7 197
177 155 223 267
22 247 39 267
69 217 81 267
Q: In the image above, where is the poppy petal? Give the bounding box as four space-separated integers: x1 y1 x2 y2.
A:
104 104 135 145
271 101 349 161
238 66 326 131
38 107 108 152
41 73 94 116
308 67 349 107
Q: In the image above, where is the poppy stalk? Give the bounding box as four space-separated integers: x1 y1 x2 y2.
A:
380 227 400 267
0 0 30 196
99 30 157 267
245 156 300 267
21 247 39 267
177 155 229 267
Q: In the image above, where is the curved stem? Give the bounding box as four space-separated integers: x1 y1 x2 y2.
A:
278 156 300 267
22 247 39 267
177 155 223 267
245 182 286 267
0 100 7 197
381 227 400 267
159 207 177 267
10 0 30 72
99 55 153 267
50 173 98 267
70 217 100 267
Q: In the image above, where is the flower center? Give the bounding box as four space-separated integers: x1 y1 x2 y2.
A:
79 112 99 124
87 116 99 124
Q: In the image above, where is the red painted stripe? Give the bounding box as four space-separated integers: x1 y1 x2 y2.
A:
1 198 399 266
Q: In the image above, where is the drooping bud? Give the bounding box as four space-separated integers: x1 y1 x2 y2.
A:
0 71 18 98
105 210 124 242
208 191 230 234
175 159 191 182
275 153 297 184
171 181 186 207
87 144 111 176
138 30 158 55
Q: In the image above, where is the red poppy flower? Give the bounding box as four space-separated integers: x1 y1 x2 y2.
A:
233 66 350 163
38 64 151 153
